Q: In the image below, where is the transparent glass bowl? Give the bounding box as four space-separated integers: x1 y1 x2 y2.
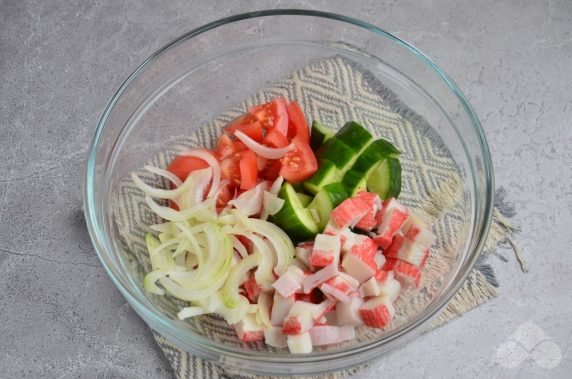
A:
84 10 494 376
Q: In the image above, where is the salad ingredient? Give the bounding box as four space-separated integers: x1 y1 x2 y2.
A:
351 138 400 174
309 234 341 268
279 136 318 183
358 296 395 328
238 150 258 190
366 157 402 199
341 169 368 196
178 149 221 198
306 183 348 229
302 160 341 195
309 120 334 151
333 121 373 152
286 101 310 143
296 192 313 207
272 183 319 241
287 332 313 354
250 97 289 136
166 155 210 181
264 128 290 148
234 130 294 160
226 121 264 142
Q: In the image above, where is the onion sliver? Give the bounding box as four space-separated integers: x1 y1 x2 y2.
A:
178 149 221 199
234 130 294 159
144 165 183 187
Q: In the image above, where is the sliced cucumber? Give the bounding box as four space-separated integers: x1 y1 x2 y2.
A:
310 120 335 151
272 183 319 241
302 160 342 195
317 139 356 170
334 121 373 153
341 170 368 196
296 192 313 207
366 157 402 199
351 138 401 174
307 183 349 230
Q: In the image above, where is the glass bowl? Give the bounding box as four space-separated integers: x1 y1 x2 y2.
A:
84 10 494 376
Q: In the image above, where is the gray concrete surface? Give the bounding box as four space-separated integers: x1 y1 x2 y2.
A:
1 0 571 378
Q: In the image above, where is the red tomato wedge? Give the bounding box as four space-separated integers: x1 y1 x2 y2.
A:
167 155 211 181
225 121 264 142
286 101 310 143
239 150 258 190
249 97 288 136
215 134 238 159
220 153 241 186
259 159 282 181
216 184 233 209
263 128 290 148
279 136 318 183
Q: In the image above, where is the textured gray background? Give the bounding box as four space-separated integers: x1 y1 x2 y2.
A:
1 0 571 378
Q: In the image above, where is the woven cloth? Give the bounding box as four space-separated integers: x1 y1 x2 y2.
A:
113 56 518 378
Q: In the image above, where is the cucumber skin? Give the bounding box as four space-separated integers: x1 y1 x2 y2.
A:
317 139 356 169
310 120 335 151
307 182 349 230
341 170 368 196
366 157 402 200
352 139 401 174
302 160 341 195
334 121 373 152
272 183 318 242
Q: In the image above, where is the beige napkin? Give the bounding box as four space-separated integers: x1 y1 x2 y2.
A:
114 56 519 378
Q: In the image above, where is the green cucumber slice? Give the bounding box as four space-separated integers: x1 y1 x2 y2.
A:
272 183 319 241
366 157 402 199
307 183 349 230
351 138 401 174
296 192 313 207
317 139 356 170
334 121 373 152
310 120 335 151
302 160 342 195
341 170 368 196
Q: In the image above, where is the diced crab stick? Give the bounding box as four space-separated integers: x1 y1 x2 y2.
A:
264 326 288 348
381 257 401 272
378 277 401 302
385 234 427 267
359 296 395 328
394 261 422 288
272 266 305 297
295 242 313 268
311 298 336 321
323 219 342 236
373 198 409 249
402 215 436 249
374 251 386 269
302 262 338 293
335 296 364 327
283 301 316 335
359 277 380 298
309 325 356 346
296 288 324 304
341 238 377 283
310 234 341 268
270 292 296 326
320 275 356 303
234 312 265 342
244 276 263 303
331 197 369 229
354 192 382 231
287 332 313 354
375 269 394 284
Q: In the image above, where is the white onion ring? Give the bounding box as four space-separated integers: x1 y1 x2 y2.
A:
178 149 221 198
144 165 183 187
234 131 294 159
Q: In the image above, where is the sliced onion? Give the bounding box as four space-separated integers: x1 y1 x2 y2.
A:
132 169 200 200
229 182 265 216
144 271 168 295
260 191 285 220
232 236 248 259
269 176 284 194
177 306 208 320
177 168 213 210
221 250 262 308
234 130 294 159
256 292 273 328
145 195 207 222
178 149 221 198
144 165 183 187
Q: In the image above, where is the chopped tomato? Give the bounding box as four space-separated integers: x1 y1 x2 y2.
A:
259 159 282 181
256 155 268 171
286 101 310 143
263 128 290 148
166 155 210 181
279 136 318 183
225 113 257 131
234 141 248 151
226 121 264 142
239 150 258 190
216 184 233 209
249 97 288 136
220 153 241 186
215 134 238 159
169 200 180 211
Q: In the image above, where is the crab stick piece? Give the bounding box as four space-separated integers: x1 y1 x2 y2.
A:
359 296 395 328
354 192 382 231
310 234 341 268
270 292 295 326
331 197 369 229
341 237 377 283
302 262 338 293
335 296 364 327
287 332 313 354
234 313 265 342
282 301 316 335
264 326 288 348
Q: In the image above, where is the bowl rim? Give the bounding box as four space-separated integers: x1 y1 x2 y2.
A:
84 8 495 373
